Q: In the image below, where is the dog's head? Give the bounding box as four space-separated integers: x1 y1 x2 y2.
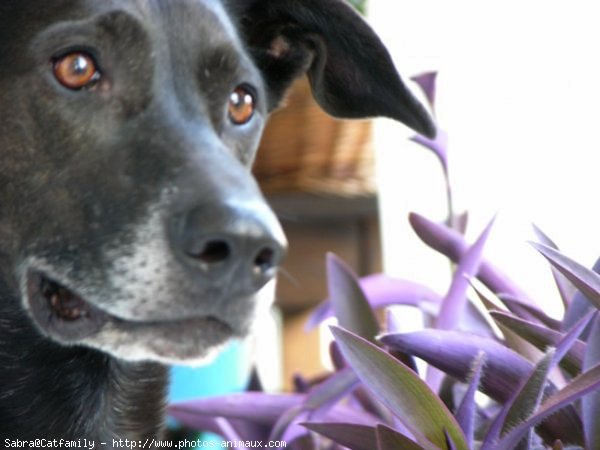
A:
0 0 433 364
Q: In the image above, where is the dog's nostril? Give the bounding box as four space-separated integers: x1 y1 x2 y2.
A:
253 246 277 274
190 240 231 264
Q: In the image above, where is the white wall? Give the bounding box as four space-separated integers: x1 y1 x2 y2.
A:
370 0 600 316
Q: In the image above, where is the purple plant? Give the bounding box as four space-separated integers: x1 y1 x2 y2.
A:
168 73 600 449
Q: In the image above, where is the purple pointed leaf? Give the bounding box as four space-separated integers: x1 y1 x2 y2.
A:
562 257 600 333
360 274 442 308
411 71 437 111
436 217 495 331
315 271 490 337
326 253 379 340
471 285 499 314
230 418 271 443
376 424 435 450
411 129 448 173
169 393 303 427
302 422 376 450
347 390 387 424
212 418 247 449
380 329 530 401
490 311 585 376
329 341 346 370
550 310 596 369
409 212 533 303
331 326 468 450
444 430 458 450
308 274 441 329
499 295 562 330
269 405 309 443
455 352 486 448
531 224 574 310
531 242 600 310
169 392 377 431
531 223 559 249
303 367 359 414
563 293 595 336
550 263 577 311
583 315 600 449
496 363 600 450
481 352 549 450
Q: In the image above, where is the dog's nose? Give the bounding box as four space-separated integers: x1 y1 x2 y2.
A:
172 201 286 290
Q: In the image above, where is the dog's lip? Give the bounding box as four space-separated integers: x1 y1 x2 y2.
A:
24 269 233 343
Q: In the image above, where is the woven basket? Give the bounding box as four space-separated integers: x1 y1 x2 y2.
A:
253 77 375 197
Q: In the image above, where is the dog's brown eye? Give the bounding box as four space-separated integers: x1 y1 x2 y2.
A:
228 86 255 125
53 52 100 90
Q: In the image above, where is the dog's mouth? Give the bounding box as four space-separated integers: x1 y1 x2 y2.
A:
41 275 91 322
25 270 238 362
26 270 108 341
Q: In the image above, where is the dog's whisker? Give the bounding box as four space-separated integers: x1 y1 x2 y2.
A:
276 267 299 287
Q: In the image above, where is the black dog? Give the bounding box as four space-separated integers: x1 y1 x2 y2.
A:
0 0 434 442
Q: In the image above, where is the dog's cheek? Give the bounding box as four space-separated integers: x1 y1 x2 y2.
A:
222 116 267 168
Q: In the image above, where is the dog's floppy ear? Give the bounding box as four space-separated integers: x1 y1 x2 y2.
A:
227 0 435 137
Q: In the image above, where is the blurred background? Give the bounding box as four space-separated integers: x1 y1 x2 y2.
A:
372 0 600 322
170 0 600 404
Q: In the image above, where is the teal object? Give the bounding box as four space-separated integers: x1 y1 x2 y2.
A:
168 340 252 444
169 339 252 402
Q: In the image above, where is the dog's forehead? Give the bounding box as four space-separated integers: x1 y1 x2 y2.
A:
144 0 246 64
1 0 240 52
136 0 239 41
104 0 239 44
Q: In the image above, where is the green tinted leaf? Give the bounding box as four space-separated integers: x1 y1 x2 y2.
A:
376 424 434 450
302 422 375 450
482 351 554 450
331 327 468 450
504 350 554 449
496 359 600 449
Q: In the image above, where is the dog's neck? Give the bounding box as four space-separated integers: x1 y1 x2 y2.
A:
0 285 168 442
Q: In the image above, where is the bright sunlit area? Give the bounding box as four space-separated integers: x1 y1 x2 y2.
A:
371 0 600 320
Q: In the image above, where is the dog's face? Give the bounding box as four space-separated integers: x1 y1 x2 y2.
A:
0 0 434 364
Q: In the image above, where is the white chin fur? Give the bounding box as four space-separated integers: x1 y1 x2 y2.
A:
101 341 227 367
